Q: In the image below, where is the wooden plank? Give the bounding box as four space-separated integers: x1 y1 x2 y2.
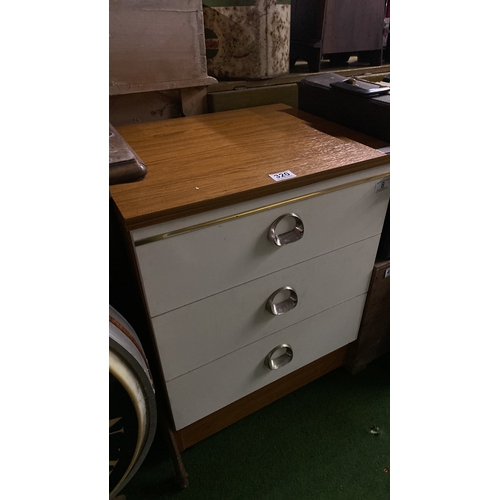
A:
358 73 391 83
207 84 298 112
345 259 390 374
109 104 388 230
173 345 348 451
207 64 390 92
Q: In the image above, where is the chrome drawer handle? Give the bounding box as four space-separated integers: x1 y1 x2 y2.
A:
266 286 298 315
265 344 293 370
268 213 304 247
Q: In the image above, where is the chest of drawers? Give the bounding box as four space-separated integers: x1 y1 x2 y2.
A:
110 104 390 449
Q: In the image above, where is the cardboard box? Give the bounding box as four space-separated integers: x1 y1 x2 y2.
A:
109 0 216 95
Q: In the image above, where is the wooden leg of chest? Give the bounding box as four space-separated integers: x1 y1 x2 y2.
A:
173 345 348 452
161 416 189 489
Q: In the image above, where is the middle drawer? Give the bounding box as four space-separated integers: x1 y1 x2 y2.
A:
153 235 379 381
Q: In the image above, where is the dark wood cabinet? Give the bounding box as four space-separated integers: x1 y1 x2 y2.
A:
291 0 386 71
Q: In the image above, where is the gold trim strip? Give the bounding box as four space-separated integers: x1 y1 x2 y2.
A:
134 172 390 246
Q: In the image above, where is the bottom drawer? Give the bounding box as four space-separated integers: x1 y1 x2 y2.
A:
166 294 366 430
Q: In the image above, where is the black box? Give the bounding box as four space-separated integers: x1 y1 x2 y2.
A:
297 72 390 143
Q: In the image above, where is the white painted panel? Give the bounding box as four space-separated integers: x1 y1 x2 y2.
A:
166 294 366 429
154 235 379 380
135 177 389 317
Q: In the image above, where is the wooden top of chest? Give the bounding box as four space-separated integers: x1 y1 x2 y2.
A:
110 104 388 230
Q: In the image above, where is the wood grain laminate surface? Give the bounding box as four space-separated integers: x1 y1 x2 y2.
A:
110 104 388 229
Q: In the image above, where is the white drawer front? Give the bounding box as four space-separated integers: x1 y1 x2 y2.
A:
154 235 379 381
135 178 389 317
166 294 366 430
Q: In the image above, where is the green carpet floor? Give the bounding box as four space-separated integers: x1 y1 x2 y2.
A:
122 353 390 500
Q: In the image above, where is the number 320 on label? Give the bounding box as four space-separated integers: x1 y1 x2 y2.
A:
269 170 297 182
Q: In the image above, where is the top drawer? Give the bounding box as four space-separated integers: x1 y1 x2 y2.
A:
133 171 389 317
